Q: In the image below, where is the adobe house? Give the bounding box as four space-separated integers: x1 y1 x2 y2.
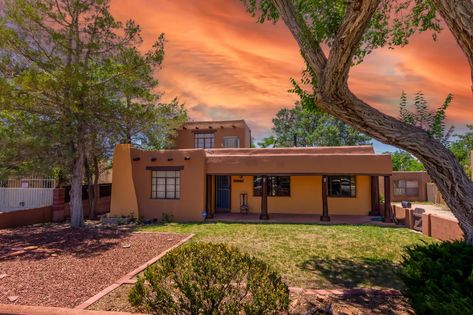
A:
110 120 392 222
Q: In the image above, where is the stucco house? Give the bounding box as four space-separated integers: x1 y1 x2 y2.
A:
110 120 393 222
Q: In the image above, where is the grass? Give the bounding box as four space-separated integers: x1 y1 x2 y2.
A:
138 223 433 290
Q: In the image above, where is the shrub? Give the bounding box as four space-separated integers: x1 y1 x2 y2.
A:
129 242 289 314
399 241 473 315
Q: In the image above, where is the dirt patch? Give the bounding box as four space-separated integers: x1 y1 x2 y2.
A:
87 284 137 313
88 283 413 314
0 223 188 308
291 292 414 314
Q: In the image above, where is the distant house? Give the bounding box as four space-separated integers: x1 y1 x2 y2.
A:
110 120 392 222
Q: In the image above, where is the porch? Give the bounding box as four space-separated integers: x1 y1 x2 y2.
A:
206 174 393 222
207 213 393 226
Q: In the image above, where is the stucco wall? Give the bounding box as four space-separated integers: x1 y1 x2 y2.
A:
174 125 251 149
228 175 371 215
0 206 52 229
130 148 206 221
387 171 431 202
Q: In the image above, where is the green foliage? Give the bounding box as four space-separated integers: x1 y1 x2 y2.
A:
450 125 473 178
399 91 454 145
399 241 473 315
243 0 442 64
388 150 424 171
0 0 186 183
263 102 370 147
129 242 289 315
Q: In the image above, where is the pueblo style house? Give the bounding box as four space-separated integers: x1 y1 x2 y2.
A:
110 120 392 222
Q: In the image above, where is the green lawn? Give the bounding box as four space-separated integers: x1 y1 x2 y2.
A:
138 223 433 290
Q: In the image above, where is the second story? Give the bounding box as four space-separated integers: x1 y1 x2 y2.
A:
174 120 252 149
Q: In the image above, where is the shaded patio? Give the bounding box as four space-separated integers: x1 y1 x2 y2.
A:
207 213 394 226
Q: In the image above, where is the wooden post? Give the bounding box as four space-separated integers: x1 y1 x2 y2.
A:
384 175 392 222
260 176 269 220
369 176 380 216
206 175 213 218
320 175 330 221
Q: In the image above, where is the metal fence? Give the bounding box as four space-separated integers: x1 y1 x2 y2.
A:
0 188 54 210
0 176 56 188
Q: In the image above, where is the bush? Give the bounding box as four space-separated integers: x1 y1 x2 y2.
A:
399 241 473 315
129 242 289 315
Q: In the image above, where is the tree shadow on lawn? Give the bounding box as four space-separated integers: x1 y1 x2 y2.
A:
0 223 132 261
300 256 403 290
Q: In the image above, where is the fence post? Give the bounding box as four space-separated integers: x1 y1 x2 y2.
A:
52 188 65 222
422 213 432 237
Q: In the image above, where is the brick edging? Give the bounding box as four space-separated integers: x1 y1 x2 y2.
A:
75 233 194 310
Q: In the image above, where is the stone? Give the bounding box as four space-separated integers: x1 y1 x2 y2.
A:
8 296 18 302
122 244 131 248
0 273 8 279
23 246 38 251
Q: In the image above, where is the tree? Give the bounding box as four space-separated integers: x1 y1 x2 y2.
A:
262 102 370 147
0 0 169 227
400 92 454 146
389 150 425 172
451 125 473 178
243 0 473 243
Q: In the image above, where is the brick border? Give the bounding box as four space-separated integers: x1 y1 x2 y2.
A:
75 233 194 310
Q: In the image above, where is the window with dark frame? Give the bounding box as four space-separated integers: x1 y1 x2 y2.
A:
253 176 290 197
394 179 419 196
151 170 180 199
194 132 215 149
327 176 356 197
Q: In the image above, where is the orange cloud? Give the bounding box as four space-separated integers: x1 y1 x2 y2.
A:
111 0 472 139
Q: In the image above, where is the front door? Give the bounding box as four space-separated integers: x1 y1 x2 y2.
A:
215 176 231 212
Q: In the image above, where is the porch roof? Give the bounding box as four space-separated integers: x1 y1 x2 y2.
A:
205 146 391 175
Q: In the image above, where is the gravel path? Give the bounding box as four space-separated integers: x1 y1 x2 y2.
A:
0 223 188 308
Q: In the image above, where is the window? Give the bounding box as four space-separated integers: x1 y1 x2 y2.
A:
223 136 240 148
328 176 356 197
151 170 180 199
253 176 290 196
194 132 214 149
394 180 419 196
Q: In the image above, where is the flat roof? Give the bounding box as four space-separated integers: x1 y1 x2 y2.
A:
205 145 375 156
180 120 250 130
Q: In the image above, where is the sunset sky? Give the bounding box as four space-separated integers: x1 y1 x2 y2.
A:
111 0 472 151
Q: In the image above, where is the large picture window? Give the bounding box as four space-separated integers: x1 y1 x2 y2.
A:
328 176 356 197
151 170 180 199
253 176 290 197
394 180 419 197
194 132 214 149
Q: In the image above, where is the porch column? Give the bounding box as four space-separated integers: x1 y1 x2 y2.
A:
206 175 213 218
384 175 392 222
320 175 330 221
260 175 269 220
369 176 380 216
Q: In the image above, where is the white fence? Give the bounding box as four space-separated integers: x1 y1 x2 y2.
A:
0 176 56 188
0 188 54 210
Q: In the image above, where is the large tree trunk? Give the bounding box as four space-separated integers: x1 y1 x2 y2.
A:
70 138 85 228
272 0 473 243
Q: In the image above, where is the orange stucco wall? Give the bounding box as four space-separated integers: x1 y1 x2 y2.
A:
129 148 206 222
110 144 139 217
229 175 371 215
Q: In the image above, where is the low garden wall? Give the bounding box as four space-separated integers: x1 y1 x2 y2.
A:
0 206 52 229
393 205 463 241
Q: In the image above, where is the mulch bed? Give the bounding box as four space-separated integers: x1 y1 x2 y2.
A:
0 223 188 308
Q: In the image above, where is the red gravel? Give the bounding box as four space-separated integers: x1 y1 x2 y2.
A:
0 223 188 308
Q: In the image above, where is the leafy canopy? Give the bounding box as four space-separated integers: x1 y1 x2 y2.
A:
261 102 371 147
